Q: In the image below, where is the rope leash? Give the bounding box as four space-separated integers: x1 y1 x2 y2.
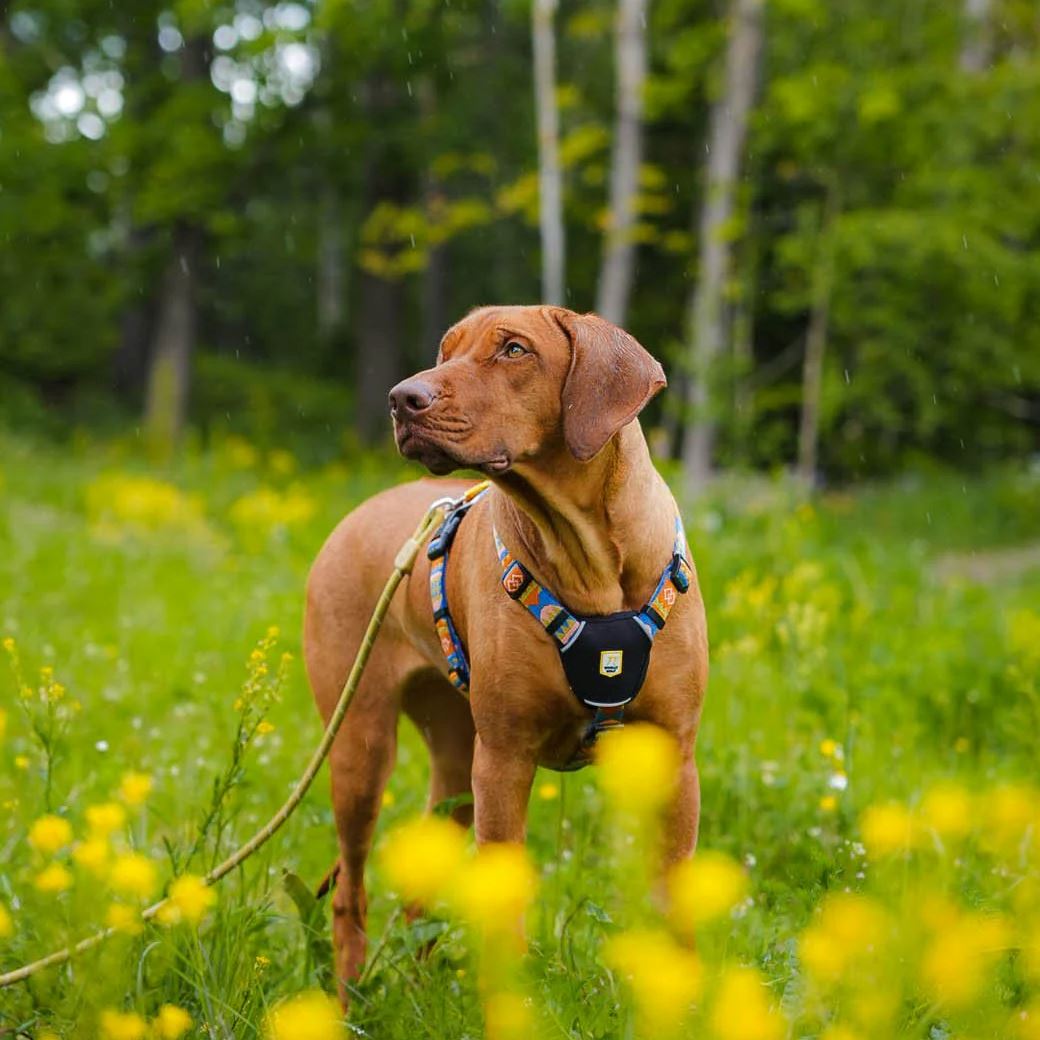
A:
0 497 454 989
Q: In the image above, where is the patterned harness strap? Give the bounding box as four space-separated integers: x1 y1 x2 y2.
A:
493 515 692 645
428 483 491 694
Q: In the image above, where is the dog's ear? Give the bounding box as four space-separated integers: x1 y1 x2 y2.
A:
552 309 667 462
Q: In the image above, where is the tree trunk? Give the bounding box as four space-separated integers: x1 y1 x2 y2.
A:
796 182 840 488
532 0 565 305
143 224 200 456
355 268 404 444
959 0 993 73
317 180 346 341
596 0 648 325
680 0 764 491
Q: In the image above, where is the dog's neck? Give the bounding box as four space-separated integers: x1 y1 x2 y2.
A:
490 421 677 615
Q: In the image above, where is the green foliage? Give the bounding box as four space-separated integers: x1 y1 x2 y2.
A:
0 0 1035 475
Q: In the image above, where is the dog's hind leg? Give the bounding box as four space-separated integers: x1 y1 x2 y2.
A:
306 596 413 1005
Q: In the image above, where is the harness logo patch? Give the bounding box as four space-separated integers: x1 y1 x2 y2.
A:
599 650 624 678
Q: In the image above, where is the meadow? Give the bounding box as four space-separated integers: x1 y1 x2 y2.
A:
1 428 1039 1039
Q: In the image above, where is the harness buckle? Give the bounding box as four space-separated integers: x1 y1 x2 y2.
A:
670 553 691 594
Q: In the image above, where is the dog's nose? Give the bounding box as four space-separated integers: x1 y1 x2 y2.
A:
389 378 436 419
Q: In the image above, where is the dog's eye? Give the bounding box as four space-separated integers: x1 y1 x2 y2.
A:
503 341 527 359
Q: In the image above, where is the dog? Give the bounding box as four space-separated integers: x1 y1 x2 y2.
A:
304 305 708 1004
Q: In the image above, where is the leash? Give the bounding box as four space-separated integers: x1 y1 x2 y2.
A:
0 496 455 989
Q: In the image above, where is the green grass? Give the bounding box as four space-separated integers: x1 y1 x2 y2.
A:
1 430 1038 1038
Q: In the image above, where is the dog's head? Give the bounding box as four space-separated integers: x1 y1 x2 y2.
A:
388 305 666 476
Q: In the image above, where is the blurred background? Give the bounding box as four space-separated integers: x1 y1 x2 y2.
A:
0 0 1038 484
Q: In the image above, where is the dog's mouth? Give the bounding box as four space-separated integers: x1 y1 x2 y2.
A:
395 424 511 477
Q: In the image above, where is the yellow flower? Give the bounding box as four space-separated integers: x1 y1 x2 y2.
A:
157 875 217 926
799 893 890 985
819 738 840 759
860 801 917 858
537 782 559 801
153 1004 193 1039
920 781 973 840
73 837 110 875
710 965 784 1040
595 724 680 816
28 814 73 854
256 720 276 735
106 903 143 936
1 636 13 653
451 844 538 934
86 801 127 837
0 901 13 938
119 771 153 806
604 928 703 1036
667 851 747 932
14 754 30 770
34 863 73 893
98 1009 148 1040
982 783 1037 854
379 816 467 907
484 991 533 1040
819 795 838 813
920 911 1009 1007
264 990 343 1040
109 853 158 900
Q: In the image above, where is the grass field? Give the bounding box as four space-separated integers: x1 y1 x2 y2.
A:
1 430 1039 1039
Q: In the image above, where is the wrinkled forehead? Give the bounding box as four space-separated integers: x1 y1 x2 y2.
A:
438 305 563 361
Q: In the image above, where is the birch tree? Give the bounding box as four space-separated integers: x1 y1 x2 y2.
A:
532 0 565 305
959 0 993 73
596 0 649 325
680 0 764 489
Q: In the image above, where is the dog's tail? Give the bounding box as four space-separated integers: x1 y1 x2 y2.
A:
315 859 340 900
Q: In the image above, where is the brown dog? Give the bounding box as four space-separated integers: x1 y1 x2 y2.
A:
304 305 708 1003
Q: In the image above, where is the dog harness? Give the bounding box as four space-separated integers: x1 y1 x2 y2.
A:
428 486 692 763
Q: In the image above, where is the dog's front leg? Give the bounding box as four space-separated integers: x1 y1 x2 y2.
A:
662 743 701 865
471 734 537 845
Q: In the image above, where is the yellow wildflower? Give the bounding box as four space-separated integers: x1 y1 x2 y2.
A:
604 928 703 1036
14 754 30 770
1 636 13 653
982 783 1036 854
87 801 127 837
34 863 73 893
710 965 784 1040
819 738 840 759
860 801 917 858
819 795 838 813
73 837 110 874
451 843 538 934
484 991 533 1040
255 954 271 972
379 816 467 907
0 901 13 938
109 853 158 899
256 720 276 735
595 723 680 815
153 1004 193 1040
98 1009 148 1040
920 781 973 840
667 850 747 932
920 912 1009 1007
119 771 153 806
28 814 72 854
264 990 343 1040
157 875 217 926
799 893 889 984
538 782 559 801
105 904 143 936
